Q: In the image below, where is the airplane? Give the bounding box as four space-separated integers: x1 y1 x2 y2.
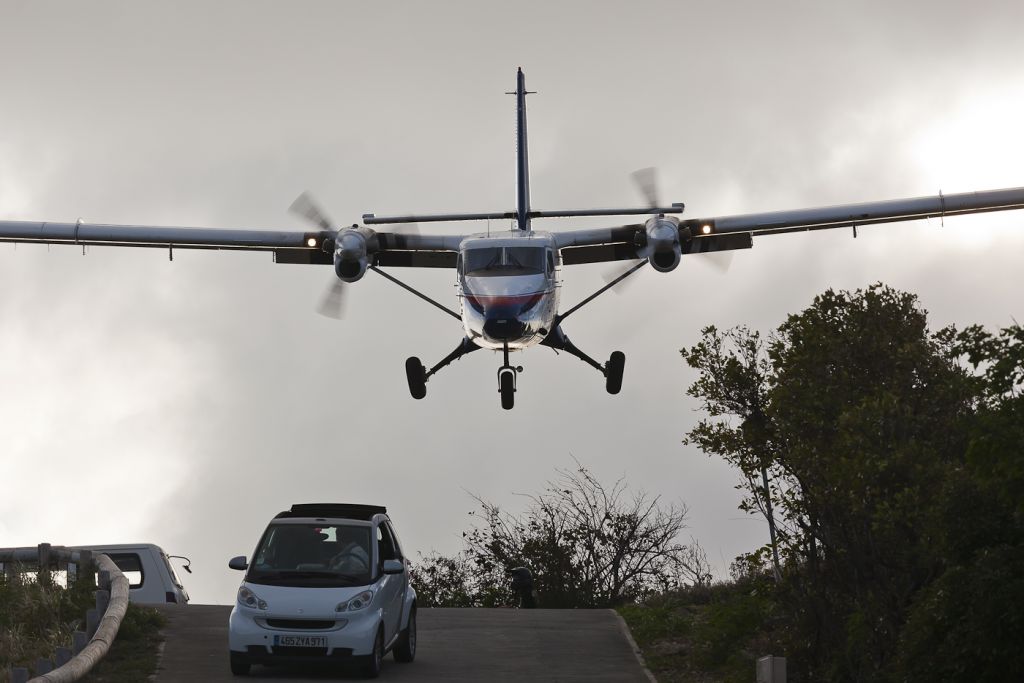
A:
2 68 1024 409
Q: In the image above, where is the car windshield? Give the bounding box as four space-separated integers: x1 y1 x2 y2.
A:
246 523 372 587
464 246 545 276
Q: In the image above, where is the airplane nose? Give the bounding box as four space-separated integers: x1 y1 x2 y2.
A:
482 316 527 341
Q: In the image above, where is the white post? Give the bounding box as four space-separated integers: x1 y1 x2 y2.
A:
756 655 787 683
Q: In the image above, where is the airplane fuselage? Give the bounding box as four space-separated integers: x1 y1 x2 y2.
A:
457 231 560 350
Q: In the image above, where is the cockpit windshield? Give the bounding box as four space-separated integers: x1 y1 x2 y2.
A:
246 523 372 587
464 246 546 276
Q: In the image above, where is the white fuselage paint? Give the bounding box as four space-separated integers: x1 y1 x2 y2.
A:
456 232 561 351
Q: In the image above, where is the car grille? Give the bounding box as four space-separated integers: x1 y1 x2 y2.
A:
247 645 354 659
266 619 336 630
271 646 328 656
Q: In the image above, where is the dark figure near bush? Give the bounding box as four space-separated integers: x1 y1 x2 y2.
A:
509 567 536 608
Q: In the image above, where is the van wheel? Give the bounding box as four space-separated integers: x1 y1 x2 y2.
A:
362 627 384 678
393 607 417 663
229 652 250 676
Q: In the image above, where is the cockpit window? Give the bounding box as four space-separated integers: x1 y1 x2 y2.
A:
464 247 546 276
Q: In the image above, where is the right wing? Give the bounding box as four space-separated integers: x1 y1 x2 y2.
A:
0 219 467 269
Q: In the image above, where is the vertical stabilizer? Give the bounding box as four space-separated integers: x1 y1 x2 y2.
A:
514 68 532 231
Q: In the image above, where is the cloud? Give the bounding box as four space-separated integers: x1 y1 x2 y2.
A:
2 0 1023 602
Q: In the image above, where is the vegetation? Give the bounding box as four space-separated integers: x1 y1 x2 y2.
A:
1 565 95 679
669 284 1024 681
619 571 781 683
80 604 165 683
0 566 164 683
412 463 711 608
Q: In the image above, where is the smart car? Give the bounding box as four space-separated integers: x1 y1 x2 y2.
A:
227 503 416 678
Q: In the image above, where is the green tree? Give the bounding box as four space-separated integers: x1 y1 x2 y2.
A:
892 323 1024 682
680 284 1024 681
681 325 786 581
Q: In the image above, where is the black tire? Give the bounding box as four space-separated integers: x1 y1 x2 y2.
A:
605 351 625 394
393 607 417 663
229 651 250 676
499 370 515 410
405 357 427 399
362 627 384 679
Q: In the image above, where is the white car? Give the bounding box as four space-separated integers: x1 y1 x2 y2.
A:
227 504 417 678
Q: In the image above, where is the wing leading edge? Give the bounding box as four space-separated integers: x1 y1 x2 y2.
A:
2 186 1022 268
554 186 1024 264
0 219 465 268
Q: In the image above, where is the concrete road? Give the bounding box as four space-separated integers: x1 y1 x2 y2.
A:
154 605 653 682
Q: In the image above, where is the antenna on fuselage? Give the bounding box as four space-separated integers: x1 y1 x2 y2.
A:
506 67 535 232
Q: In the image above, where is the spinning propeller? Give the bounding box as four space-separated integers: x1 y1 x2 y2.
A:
289 192 419 319
632 167 732 274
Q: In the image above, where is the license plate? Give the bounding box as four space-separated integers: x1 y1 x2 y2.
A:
274 635 328 648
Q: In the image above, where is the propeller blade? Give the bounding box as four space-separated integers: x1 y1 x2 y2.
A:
602 259 646 295
316 279 346 320
631 167 659 208
289 191 336 232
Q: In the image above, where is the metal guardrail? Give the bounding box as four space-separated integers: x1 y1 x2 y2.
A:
0 543 130 683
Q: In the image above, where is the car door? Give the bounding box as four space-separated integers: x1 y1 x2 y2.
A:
375 522 404 642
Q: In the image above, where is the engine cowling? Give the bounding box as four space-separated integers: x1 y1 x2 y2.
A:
333 227 375 282
644 216 683 272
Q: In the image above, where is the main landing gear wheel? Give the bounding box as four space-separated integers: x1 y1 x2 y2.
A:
405 357 427 399
499 368 516 410
605 351 625 394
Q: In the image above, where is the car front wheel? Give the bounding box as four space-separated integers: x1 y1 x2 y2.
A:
393 607 417 663
361 627 384 679
229 651 250 676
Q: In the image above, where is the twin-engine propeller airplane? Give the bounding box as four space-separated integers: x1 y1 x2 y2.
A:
3 69 1024 409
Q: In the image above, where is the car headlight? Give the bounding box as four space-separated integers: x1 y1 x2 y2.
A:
336 590 374 612
238 586 268 610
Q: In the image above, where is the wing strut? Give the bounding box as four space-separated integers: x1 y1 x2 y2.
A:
369 266 461 321
555 258 649 325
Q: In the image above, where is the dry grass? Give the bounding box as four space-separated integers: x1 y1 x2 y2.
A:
0 566 95 679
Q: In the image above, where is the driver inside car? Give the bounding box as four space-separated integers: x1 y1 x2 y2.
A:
329 526 370 574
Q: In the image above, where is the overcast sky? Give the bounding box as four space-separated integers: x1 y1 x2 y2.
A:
2 0 1023 604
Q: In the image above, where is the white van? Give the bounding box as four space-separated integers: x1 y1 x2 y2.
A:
79 543 190 605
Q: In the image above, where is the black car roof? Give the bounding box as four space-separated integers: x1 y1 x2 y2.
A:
274 503 387 521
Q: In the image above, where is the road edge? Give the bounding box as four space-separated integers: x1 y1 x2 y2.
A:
611 609 658 683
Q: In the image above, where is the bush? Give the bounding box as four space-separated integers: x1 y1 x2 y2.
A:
0 565 95 674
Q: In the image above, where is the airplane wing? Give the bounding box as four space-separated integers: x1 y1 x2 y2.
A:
0 219 465 268
553 186 1024 265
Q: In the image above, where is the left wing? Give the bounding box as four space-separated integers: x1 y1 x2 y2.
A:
553 186 1024 265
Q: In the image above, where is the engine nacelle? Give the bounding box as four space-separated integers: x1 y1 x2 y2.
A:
333 228 374 282
644 216 683 272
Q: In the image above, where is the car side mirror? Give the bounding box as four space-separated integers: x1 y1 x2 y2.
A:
382 559 404 575
228 556 248 571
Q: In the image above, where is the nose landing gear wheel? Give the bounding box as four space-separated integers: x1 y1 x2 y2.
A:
406 357 427 399
498 368 516 410
605 351 625 394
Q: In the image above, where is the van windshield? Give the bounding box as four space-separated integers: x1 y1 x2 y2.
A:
464 246 545 276
247 523 372 587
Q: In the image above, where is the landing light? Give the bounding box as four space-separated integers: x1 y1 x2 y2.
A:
701 224 712 235
306 237 318 248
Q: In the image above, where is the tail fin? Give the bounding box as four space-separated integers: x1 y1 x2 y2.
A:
514 68 532 231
